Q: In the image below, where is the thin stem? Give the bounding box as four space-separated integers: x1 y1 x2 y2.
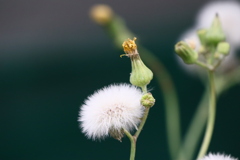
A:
137 85 150 139
177 67 240 160
139 47 181 160
177 88 209 160
124 129 136 160
141 85 148 94
134 107 150 138
195 60 213 70
197 71 216 159
124 84 151 160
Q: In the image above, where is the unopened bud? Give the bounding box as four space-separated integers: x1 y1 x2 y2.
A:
216 42 230 55
205 14 225 45
175 41 198 64
197 29 207 45
122 38 153 87
141 93 155 108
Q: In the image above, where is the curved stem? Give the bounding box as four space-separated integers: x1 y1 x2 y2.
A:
134 85 150 138
177 88 208 160
197 71 216 159
124 129 136 160
134 107 150 139
139 47 181 160
177 66 240 160
195 60 213 70
124 85 151 160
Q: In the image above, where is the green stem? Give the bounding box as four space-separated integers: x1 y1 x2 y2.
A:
134 107 150 139
124 85 151 160
124 129 136 160
141 85 148 94
195 60 213 70
177 67 240 160
139 47 181 160
177 88 209 160
134 85 149 138
197 71 216 159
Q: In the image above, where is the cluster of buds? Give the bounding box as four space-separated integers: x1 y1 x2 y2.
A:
175 15 230 71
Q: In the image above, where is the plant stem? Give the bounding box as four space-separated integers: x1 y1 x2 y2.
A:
195 60 213 70
141 86 148 94
124 85 151 160
134 85 150 138
197 71 216 159
177 66 240 160
139 47 181 160
124 129 136 160
134 107 150 138
177 88 208 160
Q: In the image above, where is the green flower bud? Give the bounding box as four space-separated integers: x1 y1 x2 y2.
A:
175 41 198 64
205 14 225 45
122 38 153 88
197 29 207 45
216 42 230 55
130 57 153 87
141 93 155 108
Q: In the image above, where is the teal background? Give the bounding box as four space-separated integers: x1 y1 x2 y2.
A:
0 0 239 160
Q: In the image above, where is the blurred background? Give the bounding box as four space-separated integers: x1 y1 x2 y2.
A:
0 0 239 160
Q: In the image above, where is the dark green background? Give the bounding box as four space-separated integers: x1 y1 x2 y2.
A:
1 0 239 159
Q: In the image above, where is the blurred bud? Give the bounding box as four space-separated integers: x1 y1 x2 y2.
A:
197 29 207 45
141 93 155 108
175 41 199 64
122 38 153 88
205 14 225 45
90 4 113 25
216 42 230 55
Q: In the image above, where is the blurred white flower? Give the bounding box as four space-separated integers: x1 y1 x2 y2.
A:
177 0 240 75
78 83 144 141
199 153 238 160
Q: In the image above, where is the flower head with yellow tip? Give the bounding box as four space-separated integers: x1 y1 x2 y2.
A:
121 37 138 58
121 37 153 88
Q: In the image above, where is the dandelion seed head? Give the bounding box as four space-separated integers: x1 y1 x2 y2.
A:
78 83 144 141
199 153 238 160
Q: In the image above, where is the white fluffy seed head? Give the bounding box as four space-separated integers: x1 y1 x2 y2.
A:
78 83 144 141
198 153 238 160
